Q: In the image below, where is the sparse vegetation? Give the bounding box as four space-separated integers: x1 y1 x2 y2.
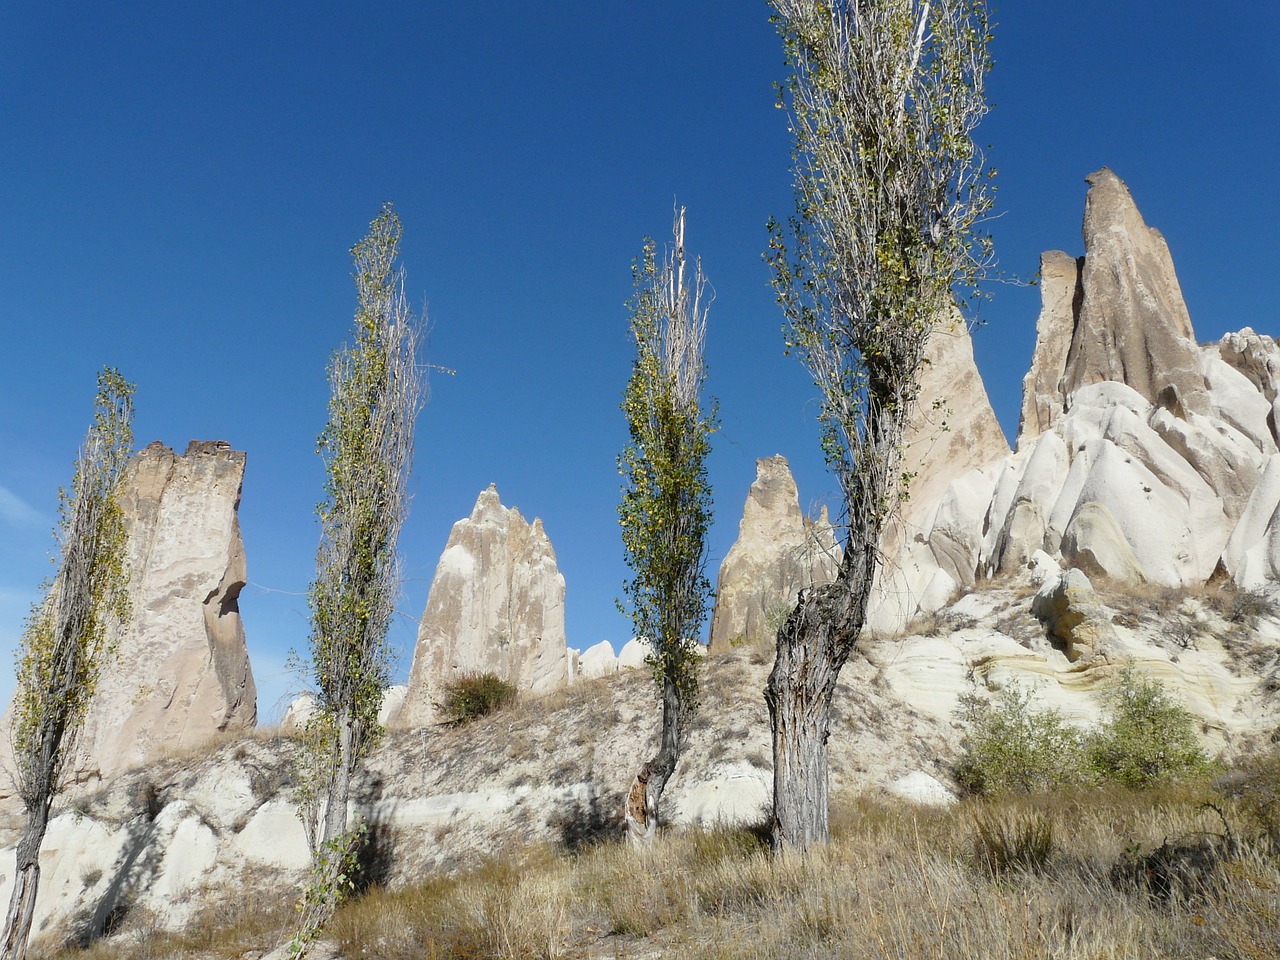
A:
956 669 1211 797
439 672 518 726
955 685 1088 795
1087 667 1211 788
44 780 1280 960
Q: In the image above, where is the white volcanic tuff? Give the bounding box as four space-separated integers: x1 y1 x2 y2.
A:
1062 167 1208 416
0 440 260 786
1018 250 1081 449
708 455 840 652
869 169 1280 630
399 485 569 726
866 311 1011 630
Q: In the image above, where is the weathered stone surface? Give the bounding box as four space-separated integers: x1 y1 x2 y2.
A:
1061 501 1147 583
1031 568 1116 663
1018 250 1081 448
1061 168 1208 416
865 309 1012 630
617 637 649 669
708 456 840 652
1218 327 1280 406
577 640 619 680
65 440 257 781
901 309 1011 524
399 485 568 726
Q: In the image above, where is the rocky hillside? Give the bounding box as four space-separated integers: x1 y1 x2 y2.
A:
2 570 1277 944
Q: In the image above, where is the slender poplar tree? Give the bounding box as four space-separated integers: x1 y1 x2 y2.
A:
293 204 424 955
764 0 994 850
618 207 716 845
2 368 134 960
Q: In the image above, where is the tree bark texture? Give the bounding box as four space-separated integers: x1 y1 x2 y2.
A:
626 674 683 847
765 536 877 852
1 800 52 960
322 707 355 848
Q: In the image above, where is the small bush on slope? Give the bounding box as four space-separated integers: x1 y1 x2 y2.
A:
1085 667 1210 789
954 684 1089 796
439 672 518 727
956 669 1210 797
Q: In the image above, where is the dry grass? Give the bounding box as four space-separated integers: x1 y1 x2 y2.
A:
39 776 1280 960
39 869 298 960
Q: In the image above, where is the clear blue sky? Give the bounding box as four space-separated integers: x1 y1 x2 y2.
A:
2 3 1276 721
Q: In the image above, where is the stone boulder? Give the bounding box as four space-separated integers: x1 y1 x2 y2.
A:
708 456 840 652
399 485 569 726
1031 568 1116 663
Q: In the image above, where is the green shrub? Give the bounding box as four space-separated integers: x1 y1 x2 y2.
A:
954 685 1089 796
439 673 517 726
1084 668 1209 788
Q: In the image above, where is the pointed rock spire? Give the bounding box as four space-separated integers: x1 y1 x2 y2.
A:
1061 167 1208 416
708 456 840 652
1017 250 1082 449
399 485 569 726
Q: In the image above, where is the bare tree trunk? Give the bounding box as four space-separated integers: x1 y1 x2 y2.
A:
626 675 684 846
1 800 52 960
765 540 875 852
322 708 354 847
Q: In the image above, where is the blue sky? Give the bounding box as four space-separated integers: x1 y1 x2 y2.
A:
2 3 1277 721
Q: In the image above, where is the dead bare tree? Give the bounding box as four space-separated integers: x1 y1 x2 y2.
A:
764 0 994 850
2 369 134 960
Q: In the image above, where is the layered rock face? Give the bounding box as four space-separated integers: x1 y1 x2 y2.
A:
399 485 569 725
75 440 258 779
875 168 1280 629
708 456 840 652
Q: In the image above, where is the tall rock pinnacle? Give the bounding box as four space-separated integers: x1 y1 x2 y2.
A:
708 456 840 653
74 440 258 780
1060 167 1208 417
399 485 569 725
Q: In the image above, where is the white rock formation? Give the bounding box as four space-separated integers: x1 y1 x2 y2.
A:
1 440 259 788
1031 567 1116 663
708 456 840 652
1018 250 1081 448
866 309 1012 629
577 640 620 679
866 169 1280 630
617 637 649 670
399 485 569 725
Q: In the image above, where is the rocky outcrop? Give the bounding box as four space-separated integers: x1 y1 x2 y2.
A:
708 456 840 652
399 485 569 726
1017 250 1081 448
1031 568 1116 663
71 441 257 781
1061 167 1208 417
900 309 1012 523
867 169 1280 632
866 312 1011 630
